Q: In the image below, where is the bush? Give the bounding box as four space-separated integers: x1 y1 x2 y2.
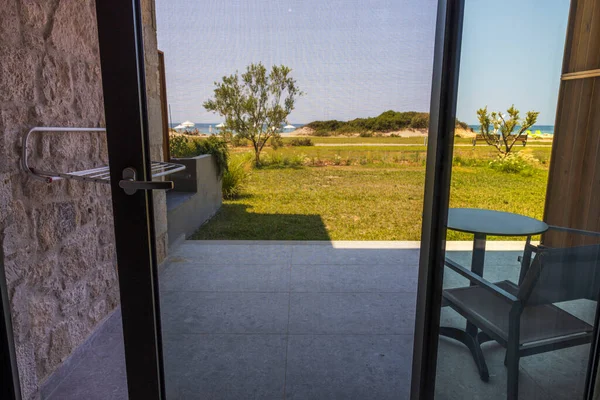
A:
305 111 467 135
231 135 250 147
259 152 305 168
170 134 229 177
269 135 284 149
410 113 429 129
169 134 196 158
222 155 251 199
359 131 373 137
192 136 229 177
289 138 314 146
488 153 536 176
455 120 471 131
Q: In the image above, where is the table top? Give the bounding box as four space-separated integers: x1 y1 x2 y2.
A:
447 208 548 237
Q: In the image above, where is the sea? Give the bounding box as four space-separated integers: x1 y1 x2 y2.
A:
171 123 305 135
467 125 555 135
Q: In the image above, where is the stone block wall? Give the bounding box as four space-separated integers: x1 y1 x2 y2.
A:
0 0 166 398
142 0 170 262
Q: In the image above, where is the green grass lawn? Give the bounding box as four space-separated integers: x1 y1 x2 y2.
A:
280 135 552 146
192 142 551 241
282 136 433 144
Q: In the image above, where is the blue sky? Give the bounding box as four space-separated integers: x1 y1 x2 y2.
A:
457 0 570 125
156 0 569 125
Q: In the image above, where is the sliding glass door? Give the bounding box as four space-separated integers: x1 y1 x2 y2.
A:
87 1 600 400
413 0 600 399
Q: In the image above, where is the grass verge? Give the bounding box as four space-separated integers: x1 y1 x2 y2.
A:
192 143 550 241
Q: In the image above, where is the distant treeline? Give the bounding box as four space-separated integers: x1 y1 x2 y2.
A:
306 110 471 136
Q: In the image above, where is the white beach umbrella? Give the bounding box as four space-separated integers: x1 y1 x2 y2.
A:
174 124 185 130
181 120 195 128
216 123 225 128
284 124 295 129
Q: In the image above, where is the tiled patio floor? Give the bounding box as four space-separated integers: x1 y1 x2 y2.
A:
43 242 593 400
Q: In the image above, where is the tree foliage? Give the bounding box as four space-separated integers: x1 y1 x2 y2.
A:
204 63 303 165
306 110 468 136
477 105 539 156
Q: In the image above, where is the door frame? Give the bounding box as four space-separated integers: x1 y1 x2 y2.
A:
95 0 165 398
1 247 21 400
410 0 464 398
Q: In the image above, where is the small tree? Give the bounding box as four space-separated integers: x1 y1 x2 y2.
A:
477 105 539 156
204 63 303 166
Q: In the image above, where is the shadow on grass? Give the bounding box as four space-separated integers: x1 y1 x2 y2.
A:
191 203 331 240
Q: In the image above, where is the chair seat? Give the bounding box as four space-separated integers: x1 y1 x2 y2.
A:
443 280 593 345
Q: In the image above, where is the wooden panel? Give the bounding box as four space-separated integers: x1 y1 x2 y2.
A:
158 50 170 162
562 68 600 80
544 0 600 247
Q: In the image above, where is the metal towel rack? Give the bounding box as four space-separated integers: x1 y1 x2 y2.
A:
22 127 185 185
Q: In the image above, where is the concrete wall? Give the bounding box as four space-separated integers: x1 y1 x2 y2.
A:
0 0 166 398
167 155 223 244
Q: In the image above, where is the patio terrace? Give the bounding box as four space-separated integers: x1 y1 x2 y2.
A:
41 241 593 399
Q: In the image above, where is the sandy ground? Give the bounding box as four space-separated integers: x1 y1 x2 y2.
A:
171 127 553 142
288 126 433 137
290 127 477 138
288 127 553 141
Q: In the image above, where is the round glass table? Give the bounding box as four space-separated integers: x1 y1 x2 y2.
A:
441 208 548 381
447 208 548 238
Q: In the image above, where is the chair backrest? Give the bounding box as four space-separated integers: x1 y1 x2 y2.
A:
518 244 600 305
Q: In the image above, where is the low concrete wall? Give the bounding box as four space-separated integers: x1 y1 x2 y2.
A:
166 155 222 244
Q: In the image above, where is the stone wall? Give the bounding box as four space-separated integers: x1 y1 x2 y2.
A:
142 0 170 262
0 0 166 398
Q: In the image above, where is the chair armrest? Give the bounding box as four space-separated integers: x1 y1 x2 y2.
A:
548 225 600 238
444 258 519 303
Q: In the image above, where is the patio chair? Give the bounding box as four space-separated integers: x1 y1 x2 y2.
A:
443 241 600 400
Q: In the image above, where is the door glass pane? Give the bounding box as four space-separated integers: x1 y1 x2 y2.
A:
1 1 128 397
154 0 437 398
434 1 600 399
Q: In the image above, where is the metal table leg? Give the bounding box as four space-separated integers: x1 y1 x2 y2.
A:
466 233 486 338
440 233 490 381
439 327 490 382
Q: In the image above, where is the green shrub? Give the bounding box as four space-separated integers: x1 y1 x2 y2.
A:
231 135 250 147
259 152 305 168
169 134 196 158
488 153 536 176
305 111 466 135
222 155 251 199
455 119 471 131
170 134 229 177
289 138 314 146
306 120 344 132
359 131 373 137
192 136 229 177
269 135 284 149
410 113 429 129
